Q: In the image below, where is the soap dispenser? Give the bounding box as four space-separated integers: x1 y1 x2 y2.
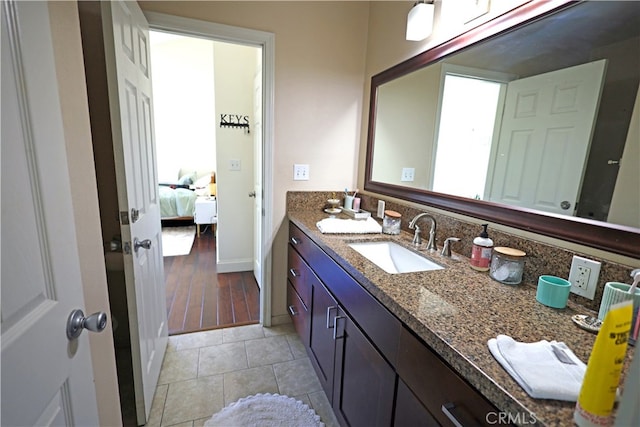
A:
471 223 493 271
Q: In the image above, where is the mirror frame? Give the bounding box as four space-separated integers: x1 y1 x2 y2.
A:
364 0 639 259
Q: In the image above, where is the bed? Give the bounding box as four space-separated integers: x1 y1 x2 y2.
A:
159 169 215 220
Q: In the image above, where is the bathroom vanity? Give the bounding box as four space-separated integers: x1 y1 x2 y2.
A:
287 210 633 426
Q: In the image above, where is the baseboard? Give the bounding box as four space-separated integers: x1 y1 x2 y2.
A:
216 259 253 273
271 314 292 326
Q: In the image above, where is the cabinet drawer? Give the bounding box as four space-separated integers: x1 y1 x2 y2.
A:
289 223 315 261
287 248 312 308
287 280 309 344
398 327 497 427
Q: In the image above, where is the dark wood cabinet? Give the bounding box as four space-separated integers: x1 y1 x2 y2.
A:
394 379 439 427
287 248 312 308
289 223 397 426
333 306 396 427
286 280 309 344
308 278 338 401
288 222 499 427
397 327 498 427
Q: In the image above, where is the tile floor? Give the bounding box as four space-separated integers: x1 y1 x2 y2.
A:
145 323 340 427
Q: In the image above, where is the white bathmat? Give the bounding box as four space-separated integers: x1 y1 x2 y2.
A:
162 226 195 257
204 393 324 427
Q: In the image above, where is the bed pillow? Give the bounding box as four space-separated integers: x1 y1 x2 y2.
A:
193 174 212 188
178 173 195 185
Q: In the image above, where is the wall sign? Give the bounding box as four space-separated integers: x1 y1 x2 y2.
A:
220 114 250 133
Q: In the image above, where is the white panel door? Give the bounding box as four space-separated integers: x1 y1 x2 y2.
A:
253 62 263 288
102 1 168 424
1 2 100 425
488 60 607 215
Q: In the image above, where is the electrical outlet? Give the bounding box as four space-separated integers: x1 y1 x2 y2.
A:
293 164 309 181
229 159 241 171
568 256 601 300
401 167 415 182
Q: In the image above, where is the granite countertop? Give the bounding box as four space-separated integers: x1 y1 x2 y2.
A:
288 209 634 426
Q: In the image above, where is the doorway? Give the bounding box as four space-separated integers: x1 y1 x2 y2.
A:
149 31 262 335
144 10 275 331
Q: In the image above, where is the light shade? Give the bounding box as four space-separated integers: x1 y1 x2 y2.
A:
406 2 434 41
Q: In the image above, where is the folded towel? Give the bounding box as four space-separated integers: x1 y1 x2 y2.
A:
488 335 586 401
316 217 382 234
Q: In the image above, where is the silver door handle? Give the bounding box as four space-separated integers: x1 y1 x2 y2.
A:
333 315 345 340
326 305 337 328
441 403 476 427
248 191 256 198
134 238 151 253
67 309 107 340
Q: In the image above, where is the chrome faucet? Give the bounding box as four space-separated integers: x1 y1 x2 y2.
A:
408 213 437 252
441 237 461 257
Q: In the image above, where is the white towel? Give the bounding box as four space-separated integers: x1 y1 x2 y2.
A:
316 217 382 234
488 335 586 401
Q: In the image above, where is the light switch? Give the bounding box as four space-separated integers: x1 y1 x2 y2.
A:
293 164 309 181
401 167 415 182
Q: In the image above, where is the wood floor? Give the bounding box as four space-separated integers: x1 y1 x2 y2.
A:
163 226 260 335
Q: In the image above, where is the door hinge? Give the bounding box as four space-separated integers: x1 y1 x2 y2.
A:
120 211 129 225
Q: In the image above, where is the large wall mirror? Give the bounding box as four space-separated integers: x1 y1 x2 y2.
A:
365 0 639 258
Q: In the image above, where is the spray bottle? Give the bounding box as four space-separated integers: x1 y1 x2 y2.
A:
471 224 493 271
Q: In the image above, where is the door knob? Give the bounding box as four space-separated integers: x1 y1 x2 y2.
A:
248 191 256 198
134 237 151 253
67 309 107 340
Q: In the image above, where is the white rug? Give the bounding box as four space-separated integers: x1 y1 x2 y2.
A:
162 226 195 257
204 393 324 427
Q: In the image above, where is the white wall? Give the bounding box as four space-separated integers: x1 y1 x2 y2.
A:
214 42 259 271
372 65 440 188
150 32 216 182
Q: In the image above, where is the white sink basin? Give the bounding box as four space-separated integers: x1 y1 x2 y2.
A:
349 241 444 274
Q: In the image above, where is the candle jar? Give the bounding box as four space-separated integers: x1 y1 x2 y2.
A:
489 247 526 285
382 210 401 235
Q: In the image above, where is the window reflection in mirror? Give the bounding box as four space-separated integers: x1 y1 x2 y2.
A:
432 71 503 199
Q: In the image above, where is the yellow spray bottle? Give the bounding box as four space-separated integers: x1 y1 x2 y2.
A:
574 300 633 426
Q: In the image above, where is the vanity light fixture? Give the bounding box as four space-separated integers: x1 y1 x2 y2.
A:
406 0 435 41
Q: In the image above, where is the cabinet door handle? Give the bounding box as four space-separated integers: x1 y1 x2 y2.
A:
326 306 337 328
289 268 298 277
441 403 475 427
333 316 345 340
288 305 297 316
290 237 300 245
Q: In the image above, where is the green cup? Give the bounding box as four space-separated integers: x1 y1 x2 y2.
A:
597 282 640 320
536 275 571 308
